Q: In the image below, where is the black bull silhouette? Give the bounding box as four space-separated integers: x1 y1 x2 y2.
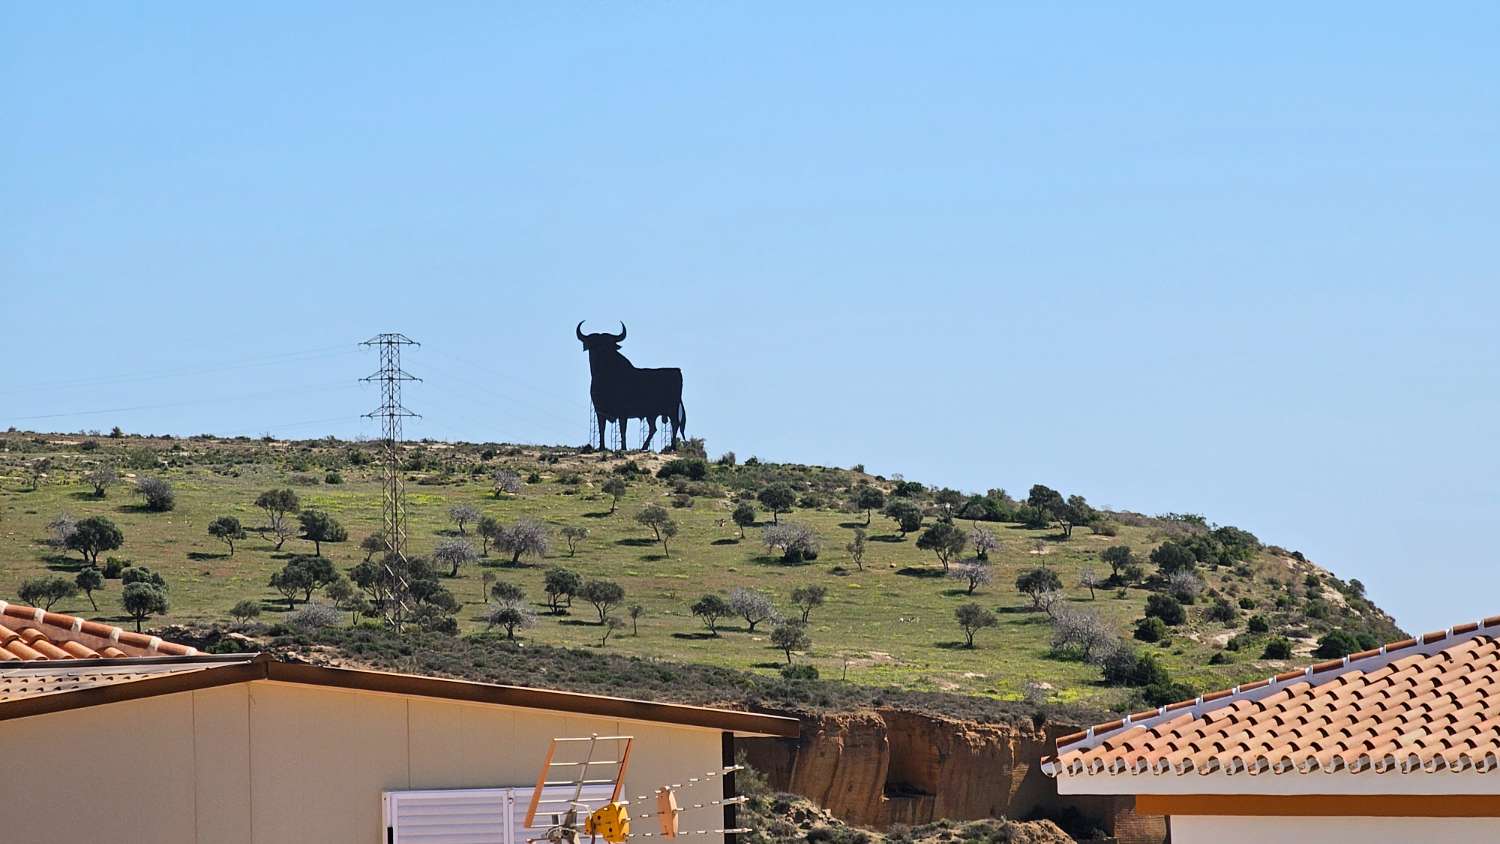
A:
577 321 686 451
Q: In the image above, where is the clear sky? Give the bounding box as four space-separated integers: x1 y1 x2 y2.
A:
3 4 1497 633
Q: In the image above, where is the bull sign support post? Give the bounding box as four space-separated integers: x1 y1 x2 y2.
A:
577 321 687 453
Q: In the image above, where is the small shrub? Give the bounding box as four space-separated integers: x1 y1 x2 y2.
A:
324 471 343 484
780 663 818 680
1144 594 1186 626
1262 637 1293 659
1133 616 1167 643
1247 614 1270 633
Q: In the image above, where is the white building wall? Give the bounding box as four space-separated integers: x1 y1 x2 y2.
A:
1171 815 1500 844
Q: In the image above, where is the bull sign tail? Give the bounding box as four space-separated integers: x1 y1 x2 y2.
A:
577 321 687 453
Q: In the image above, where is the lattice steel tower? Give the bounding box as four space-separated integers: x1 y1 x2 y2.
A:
362 333 421 559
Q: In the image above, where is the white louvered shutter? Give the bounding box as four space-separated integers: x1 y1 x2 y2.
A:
383 788 512 844
513 783 617 844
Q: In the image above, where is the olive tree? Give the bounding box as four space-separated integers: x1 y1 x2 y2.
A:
790 584 828 623
601 477 628 513
852 487 885 525
634 505 678 557
19 576 77 610
757 484 797 524
298 510 347 556
255 489 301 550
581 579 625 624
770 620 811 664
846 528 867 570
488 603 537 639
75 567 105 610
731 502 756 538
955 603 998 648
122 582 169 632
543 567 582 614
1016 567 1063 610
66 516 123 564
691 594 732 635
882 500 923 537
560 525 589 556
208 516 247 556
916 520 966 570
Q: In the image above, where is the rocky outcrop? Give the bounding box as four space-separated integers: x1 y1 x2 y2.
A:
741 709 1165 844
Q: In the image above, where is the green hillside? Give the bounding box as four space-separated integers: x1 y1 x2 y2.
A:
0 431 1400 710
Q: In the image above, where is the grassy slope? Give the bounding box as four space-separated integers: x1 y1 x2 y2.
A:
0 432 1400 709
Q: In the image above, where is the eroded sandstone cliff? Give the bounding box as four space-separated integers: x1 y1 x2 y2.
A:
740 709 1166 844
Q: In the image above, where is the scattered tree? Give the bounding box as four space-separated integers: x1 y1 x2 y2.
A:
19 576 77 610
634 505 678 557
490 579 525 605
496 519 549 565
729 587 778 632
122 582 169 632
230 599 262 626
298 510 347 556
581 579 625 624
882 500 923 537
433 538 479 577
135 475 175 511
852 487 885 525
270 562 315 610
255 489 301 550
968 527 999 561
75 567 104 610
846 528 867 570
85 464 119 498
1079 569 1102 600
691 594 732 635
731 502 756 538
916 520 967 570
476 516 500 555
1150 542 1197 576
1100 545 1134 581
627 603 644 635
46 512 77 549
66 516 123 564
1166 570 1205 603
289 603 340 630
26 457 52 490
448 504 480 536
955 603 998 648
1050 608 1117 661
597 616 624 647
207 516 247 556
543 567 583 614
601 477 628 513
757 484 797 524
360 532 387 562
762 522 820 563
948 560 993 595
325 576 367 624
1016 567 1063 609
492 468 522 498
488 603 537 639
770 620 811 664
790 584 828 623
561 525 589 556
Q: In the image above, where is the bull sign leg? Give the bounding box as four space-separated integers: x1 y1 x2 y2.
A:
642 417 658 452
596 410 609 452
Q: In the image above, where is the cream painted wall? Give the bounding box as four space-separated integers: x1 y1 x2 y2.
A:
0 681 728 844
1171 815 1500 844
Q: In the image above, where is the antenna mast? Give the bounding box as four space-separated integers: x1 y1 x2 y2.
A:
362 333 420 628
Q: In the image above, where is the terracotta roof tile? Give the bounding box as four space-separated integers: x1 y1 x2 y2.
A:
0 602 197 662
1052 619 1500 777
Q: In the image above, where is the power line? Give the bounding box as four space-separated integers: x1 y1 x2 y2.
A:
362 333 419 632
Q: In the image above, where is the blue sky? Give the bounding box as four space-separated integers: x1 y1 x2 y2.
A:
3 4 1497 633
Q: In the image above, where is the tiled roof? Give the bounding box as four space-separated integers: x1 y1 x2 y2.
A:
0 662 237 703
1051 616 1500 777
0 601 199 661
